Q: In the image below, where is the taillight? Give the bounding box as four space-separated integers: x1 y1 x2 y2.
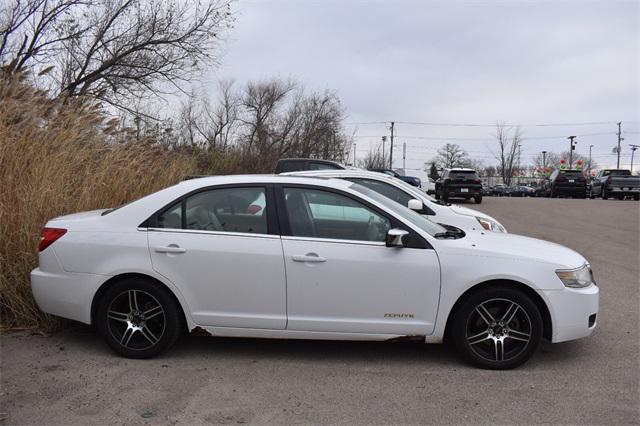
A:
39 227 67 252
473 179 481 184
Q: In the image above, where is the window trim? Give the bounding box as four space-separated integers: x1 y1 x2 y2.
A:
275 183 430 249
140 183 280 236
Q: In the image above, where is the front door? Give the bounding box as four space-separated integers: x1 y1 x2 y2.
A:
148 185 286 329
278 186 440 335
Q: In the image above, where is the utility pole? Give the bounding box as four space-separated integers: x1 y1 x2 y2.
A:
588 145 594 176
568 136 577 168
389 121 395 169
630 144 639 173
402 142 406 170
381 136 386 166
353 143 357 166
616 122 622 168
542 150 547 170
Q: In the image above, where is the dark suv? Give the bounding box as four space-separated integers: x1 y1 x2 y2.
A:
545 169 587 198
435 168 483 203
275 158 344 174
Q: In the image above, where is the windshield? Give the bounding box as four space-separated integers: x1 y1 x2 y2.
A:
392 177 437 202
559 170 584 178
349 183 447 237
449 170 479 179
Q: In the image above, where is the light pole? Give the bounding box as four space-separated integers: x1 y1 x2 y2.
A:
568 136 577 168
630 144 639 173
381 136 387 166
542 150 547 170
588 145 594 176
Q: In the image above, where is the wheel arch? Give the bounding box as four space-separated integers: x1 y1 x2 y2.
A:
90 272 190 331
443 279 552 342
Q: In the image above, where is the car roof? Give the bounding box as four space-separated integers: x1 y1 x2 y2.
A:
177 174 353 190
446 168 476 171
282 169 397 180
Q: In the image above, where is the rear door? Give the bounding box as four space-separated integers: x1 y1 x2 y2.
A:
147 185 287 329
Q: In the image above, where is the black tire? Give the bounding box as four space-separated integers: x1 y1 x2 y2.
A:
442 193 449 203
602 186 609 200
589 189 595 199
634 194 639 201
96 277 184 359
617 194 624 200
474 195 482 204
451 286 543 370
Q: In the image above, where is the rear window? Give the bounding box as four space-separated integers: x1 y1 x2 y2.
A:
559 170 584 178
448 170 479 179
602 169 631 176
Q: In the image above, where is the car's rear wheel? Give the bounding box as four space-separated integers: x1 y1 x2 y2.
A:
474 195 482 204
451 287 543 370
602 186 609 199
634 194 639 201
96 277 184 359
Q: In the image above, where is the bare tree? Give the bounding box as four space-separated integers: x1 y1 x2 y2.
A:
358 145 386 169
428 143 470 169
1 0 234 110
493 122 522 186
172 77 350 171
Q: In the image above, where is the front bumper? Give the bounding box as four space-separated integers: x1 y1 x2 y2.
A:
540 284 599 343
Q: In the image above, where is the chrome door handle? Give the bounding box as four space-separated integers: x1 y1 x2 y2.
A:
154 245 187 254
292 254 326 263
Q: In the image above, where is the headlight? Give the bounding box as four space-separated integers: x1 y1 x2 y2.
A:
556 264 595 288
476 217 507 233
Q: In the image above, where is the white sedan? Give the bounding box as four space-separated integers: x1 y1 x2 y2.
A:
31 175 598 369
285 169 507 233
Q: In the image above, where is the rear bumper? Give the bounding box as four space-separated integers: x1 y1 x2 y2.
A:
605 186 639 194
445 187 482 197
31 267 106 324
540 284 599 343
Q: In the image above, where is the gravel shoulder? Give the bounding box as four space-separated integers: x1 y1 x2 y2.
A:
1 197 639 425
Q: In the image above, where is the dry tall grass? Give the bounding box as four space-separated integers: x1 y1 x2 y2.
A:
0 76 205 329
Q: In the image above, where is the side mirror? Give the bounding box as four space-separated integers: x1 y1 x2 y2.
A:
407 199 423 211
386 228 409 247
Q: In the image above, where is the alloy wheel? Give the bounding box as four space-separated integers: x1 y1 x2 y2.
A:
465 298 532 362
106 290 166 351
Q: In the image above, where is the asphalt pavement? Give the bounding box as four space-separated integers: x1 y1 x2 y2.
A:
1 197 638 425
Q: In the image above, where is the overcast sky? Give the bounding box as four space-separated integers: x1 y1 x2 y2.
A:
206 0 639 172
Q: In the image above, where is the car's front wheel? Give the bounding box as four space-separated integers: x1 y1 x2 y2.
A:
96 277 184 358
451 287 543 370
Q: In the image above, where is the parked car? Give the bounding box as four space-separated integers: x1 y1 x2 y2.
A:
492 184 510 197
285 169 507 233
544 169 587 198
588 169 640 200
435 168 483 203
482 186 494 196
275 158 345 174
32 175 598 369
369 168 422 187
509 186 536 197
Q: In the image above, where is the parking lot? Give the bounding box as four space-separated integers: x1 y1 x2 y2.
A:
1 197 638 425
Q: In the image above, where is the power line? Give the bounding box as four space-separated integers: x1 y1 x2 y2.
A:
346 120 632 128
352 132 619 141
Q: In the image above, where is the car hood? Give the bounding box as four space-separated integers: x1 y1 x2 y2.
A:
437 231 587 269
449 204 498 223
